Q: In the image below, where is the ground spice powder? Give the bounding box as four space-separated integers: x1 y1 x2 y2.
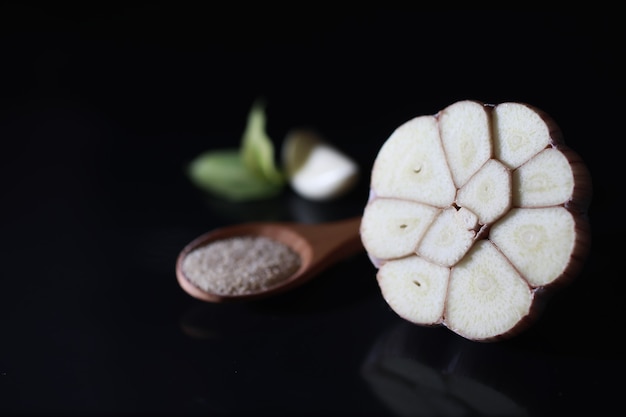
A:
181 235 302 295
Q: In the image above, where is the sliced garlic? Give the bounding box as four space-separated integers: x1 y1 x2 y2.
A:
360 100 592 341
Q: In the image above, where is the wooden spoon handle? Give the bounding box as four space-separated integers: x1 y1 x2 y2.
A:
290 216 364 282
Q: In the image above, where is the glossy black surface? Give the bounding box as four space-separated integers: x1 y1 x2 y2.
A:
1 5 624 416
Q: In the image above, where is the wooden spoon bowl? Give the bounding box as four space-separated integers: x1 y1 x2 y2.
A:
176 216 364 302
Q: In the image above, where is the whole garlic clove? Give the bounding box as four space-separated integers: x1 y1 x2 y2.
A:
282 129 360 201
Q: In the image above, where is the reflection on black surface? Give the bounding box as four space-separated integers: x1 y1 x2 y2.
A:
362 320 625 417
178 301 277 341
179 303 228 340
199 186 368 225
178 247 379 339
362 323 528 416
200 193 293 223
286 186 369 224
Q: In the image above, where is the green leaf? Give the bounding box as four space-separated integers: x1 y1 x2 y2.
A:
187 149 283 201
240 99 285 185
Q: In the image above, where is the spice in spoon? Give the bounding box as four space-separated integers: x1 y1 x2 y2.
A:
181 235 301 296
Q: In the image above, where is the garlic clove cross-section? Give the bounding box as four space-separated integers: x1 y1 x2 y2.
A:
371 115 457 208
416 207 476 268
445 240 534 341
360 100 592 341
359 197 440 263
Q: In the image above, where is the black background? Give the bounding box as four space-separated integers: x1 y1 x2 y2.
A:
1 3 624 416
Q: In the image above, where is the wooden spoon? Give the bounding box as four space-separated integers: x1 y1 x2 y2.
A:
176 216 364 302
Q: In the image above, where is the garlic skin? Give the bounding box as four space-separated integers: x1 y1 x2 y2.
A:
282 129 360 201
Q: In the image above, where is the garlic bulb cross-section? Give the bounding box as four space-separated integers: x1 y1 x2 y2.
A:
360 100 592 341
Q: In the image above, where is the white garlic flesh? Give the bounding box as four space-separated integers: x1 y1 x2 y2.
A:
282 129 360 201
